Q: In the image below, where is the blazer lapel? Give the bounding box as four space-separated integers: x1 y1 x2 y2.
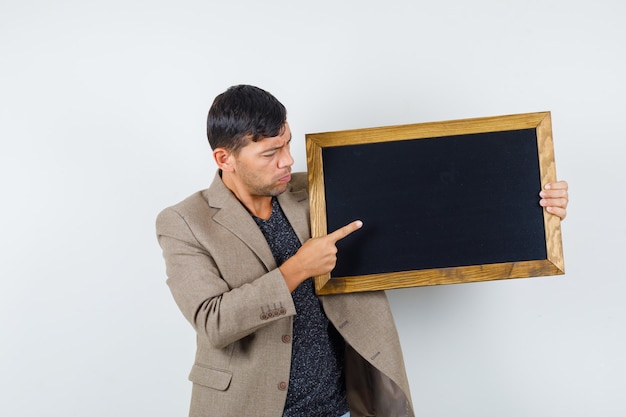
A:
203 171 311 270
277 185 310 245
204 172 277 271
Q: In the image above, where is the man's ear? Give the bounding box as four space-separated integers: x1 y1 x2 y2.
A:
213 148 234 172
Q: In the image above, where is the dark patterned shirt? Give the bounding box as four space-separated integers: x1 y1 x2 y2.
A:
253 197 349 417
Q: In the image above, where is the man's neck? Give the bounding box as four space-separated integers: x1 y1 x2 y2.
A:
221 171 273 220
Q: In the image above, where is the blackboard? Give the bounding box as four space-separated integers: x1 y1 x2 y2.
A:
306 112 564 295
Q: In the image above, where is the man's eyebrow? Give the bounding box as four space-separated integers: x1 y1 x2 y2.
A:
262 136 292 152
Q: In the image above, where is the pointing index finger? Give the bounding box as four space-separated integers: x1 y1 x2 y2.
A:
327 220 363 243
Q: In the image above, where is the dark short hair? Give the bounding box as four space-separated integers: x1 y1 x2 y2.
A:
207 85 287 153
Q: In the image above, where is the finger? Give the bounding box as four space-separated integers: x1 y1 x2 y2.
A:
544 180 568 191
540 189 568 200
540 184 568 199
540 196 568 206
539 191 569 203
327 220 363 243
546 205 567 220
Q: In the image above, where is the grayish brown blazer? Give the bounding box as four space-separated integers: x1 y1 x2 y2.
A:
156 172 414 417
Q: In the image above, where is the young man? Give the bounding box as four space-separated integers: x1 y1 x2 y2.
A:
156 85 569 417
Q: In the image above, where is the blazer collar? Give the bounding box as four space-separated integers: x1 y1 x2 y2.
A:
202 171 309 271
276 181 310 245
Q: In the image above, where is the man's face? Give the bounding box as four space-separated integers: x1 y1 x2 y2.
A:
230 122 294 197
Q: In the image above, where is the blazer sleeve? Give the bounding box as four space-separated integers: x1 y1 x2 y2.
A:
156 207 297 349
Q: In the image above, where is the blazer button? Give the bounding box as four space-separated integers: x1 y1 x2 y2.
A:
281 334 291 343
278 381 288 391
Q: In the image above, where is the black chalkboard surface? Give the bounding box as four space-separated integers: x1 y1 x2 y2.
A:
306 112 564 295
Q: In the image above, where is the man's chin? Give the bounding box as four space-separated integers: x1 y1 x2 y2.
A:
268 181 290 196
271 185 289 196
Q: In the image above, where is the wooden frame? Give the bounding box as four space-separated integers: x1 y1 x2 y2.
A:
306 112 564 295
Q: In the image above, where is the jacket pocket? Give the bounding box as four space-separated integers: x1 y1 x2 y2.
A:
188 363 233 391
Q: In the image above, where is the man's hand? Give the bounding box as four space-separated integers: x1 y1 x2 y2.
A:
540 180 569 220
279 220 363 292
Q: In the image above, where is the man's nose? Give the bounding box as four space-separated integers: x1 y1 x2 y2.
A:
278 148 294 168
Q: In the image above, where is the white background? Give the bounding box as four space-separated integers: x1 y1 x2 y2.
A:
1 1 624 416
